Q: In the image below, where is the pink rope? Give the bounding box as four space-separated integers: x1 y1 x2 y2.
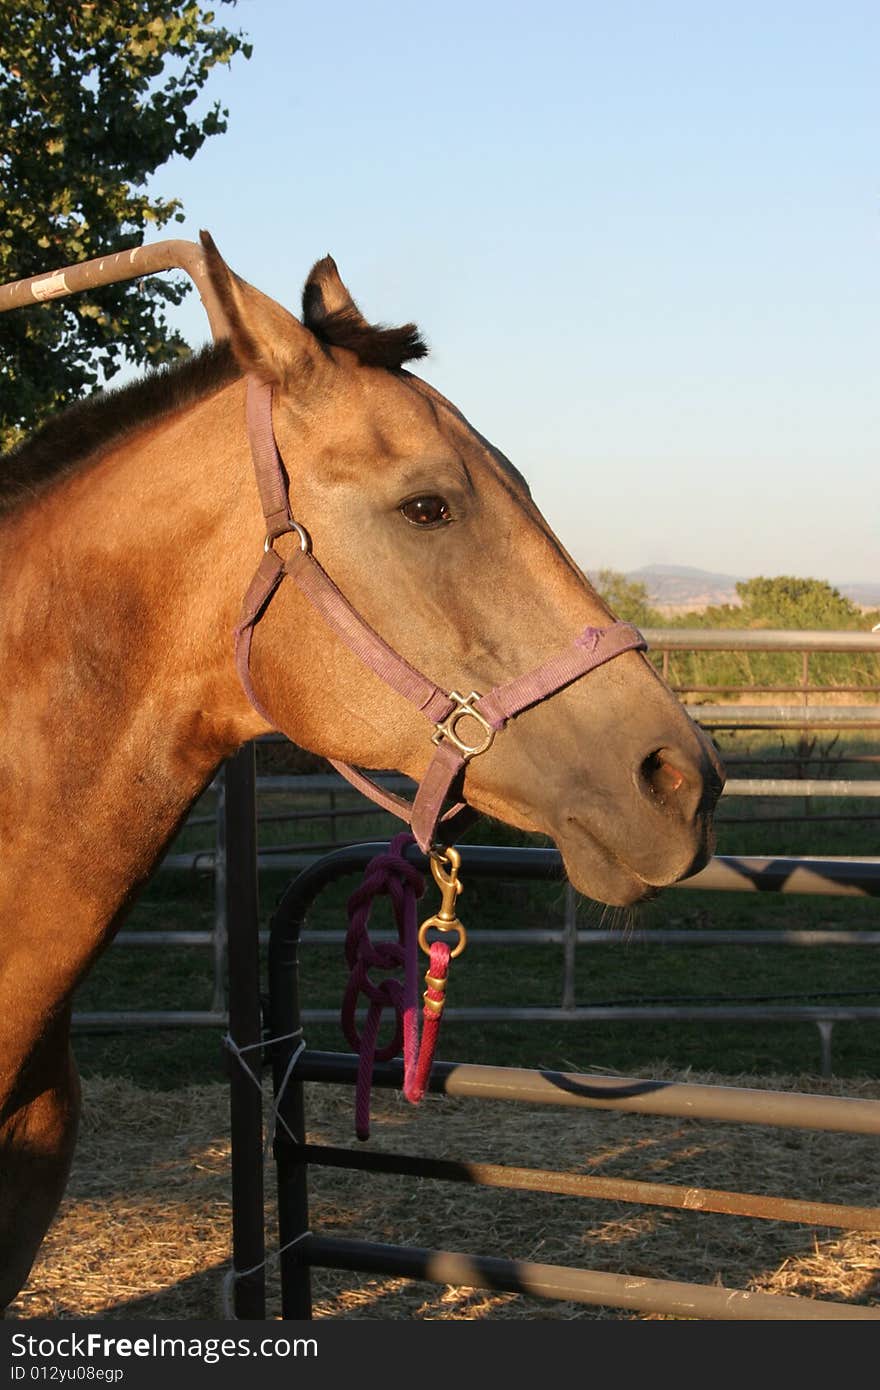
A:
342 832 425 1140
342 833 458 1138
405 939 451 1105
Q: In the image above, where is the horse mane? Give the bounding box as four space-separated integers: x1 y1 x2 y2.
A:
0 343 241 519
1 275 428 519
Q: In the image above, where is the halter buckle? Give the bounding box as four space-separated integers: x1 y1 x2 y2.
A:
432 691 495 760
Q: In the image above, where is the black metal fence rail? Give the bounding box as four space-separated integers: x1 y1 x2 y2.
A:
260 842 880 1075
75 836 880 1075
221 837 880 1321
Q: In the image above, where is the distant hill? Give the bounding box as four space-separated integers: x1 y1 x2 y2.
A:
842 581 880 610
626 565 743 612
612 565 880 614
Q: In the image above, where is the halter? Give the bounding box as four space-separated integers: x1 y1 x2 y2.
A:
234 377 647 852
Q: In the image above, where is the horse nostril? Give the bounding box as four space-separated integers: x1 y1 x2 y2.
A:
640 749 687 806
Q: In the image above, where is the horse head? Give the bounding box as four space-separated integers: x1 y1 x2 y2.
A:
203 235 724 906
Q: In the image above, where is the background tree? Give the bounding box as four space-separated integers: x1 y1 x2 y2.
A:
0 0 250 452
592 568 663 628
665 576 874 691
734 576 861 630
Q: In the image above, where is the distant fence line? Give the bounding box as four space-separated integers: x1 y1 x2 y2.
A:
647 625 880 700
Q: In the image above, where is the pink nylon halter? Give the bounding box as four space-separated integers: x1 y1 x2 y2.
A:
234 377 647 851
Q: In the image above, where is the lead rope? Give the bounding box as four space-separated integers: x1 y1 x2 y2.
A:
407 937 452 1104
342 831 464 1139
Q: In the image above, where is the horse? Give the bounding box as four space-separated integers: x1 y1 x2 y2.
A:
0 235 724 1309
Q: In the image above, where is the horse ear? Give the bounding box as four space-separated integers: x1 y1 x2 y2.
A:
302 255 359 328
302 255 428 367
199 230 321 385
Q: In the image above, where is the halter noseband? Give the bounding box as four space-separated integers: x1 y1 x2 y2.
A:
234 377 647 852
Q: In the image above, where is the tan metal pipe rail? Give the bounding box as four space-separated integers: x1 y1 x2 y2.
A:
644 628 880 651
304 1235 880 1320
0 239 228 341
302 1140 880 1230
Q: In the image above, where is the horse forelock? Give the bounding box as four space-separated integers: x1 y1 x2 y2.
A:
305 306 428 369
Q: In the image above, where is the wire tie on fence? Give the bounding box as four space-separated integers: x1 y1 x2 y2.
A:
222 1026 303 1061
265 1039 306 1155
221 1229 312 1320
222 1029 306 1146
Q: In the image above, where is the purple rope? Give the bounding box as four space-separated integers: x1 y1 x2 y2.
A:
341 831 425 1140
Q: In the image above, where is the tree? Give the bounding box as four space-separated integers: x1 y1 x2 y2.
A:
734 576 861 629
0 1 251 452
592 569 662 628
664 576 874 691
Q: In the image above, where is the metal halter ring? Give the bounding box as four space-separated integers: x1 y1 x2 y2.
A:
265 520 311 555
417 917 467 960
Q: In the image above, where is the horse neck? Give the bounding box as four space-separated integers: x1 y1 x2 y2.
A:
0 376 262 1060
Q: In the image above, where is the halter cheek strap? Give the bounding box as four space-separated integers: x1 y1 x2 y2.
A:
234 377 647 852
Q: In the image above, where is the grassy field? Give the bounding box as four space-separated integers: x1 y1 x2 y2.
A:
70 728 880 1089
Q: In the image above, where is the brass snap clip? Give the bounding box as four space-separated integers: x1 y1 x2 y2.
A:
418 845 467 960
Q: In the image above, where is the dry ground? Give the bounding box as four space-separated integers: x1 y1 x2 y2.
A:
8 1069 880 1321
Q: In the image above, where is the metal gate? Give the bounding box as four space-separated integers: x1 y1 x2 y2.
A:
227 836 880 1321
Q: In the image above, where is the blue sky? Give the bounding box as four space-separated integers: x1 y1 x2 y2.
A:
148 1 877 584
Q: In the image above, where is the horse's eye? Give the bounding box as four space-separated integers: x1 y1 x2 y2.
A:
400 495 451 527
